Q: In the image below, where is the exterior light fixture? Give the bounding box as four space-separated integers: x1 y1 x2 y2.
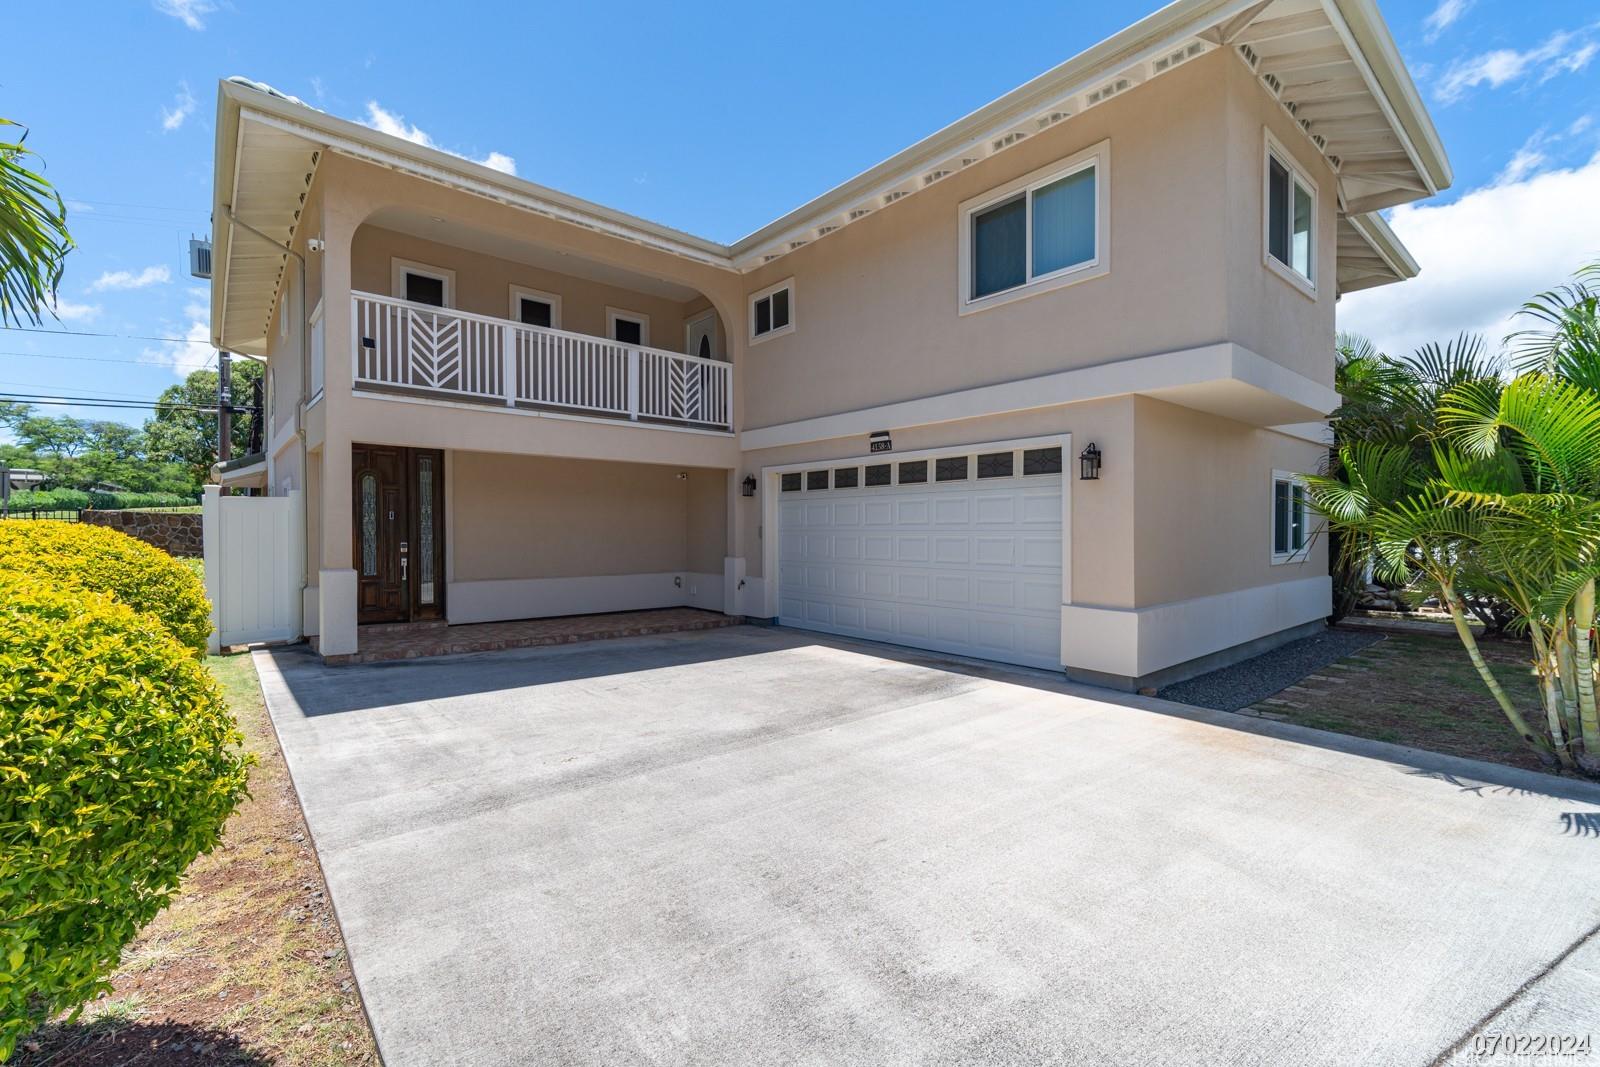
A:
742 475 757 497
1079 443 1102 480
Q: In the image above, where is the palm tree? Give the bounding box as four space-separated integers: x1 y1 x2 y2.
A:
0 118 73 327
1508 261 1600 391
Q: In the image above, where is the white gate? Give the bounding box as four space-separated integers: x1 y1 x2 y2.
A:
202 486 303 652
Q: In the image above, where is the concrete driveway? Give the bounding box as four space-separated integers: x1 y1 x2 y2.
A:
255 626 1600 1066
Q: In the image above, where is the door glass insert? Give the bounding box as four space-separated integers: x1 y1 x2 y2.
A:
359 473 378 576
418 456 435 605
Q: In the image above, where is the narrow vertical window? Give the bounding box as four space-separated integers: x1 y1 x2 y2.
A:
360 473 379 576
1266 144 1314 286
1273 475 1308 560
418 457 435 605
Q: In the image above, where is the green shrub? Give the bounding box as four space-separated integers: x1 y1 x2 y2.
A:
2 488 89 512
0 577 251 1058
3 490 197 512
0 522 211 654
85 491 196 510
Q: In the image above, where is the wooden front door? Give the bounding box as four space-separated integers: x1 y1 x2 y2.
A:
354 445 446 625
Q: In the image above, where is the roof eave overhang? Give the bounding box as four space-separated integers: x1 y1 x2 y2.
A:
1340 210 1419 294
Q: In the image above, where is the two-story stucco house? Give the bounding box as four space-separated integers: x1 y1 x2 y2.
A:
208 0 1447 688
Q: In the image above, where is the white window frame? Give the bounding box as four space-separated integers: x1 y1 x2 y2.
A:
605 306 650 347
391 257 456 308
509 285 562 330
1271 469 1311 564
1262 130 1317 298
748 277 796 344
957 139 1111 316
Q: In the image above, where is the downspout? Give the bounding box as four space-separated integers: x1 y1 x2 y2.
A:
221 205 311 599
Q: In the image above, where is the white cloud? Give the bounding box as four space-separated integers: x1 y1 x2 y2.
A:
1436 27 1599 103
41 296 100 322
1338 151 1600 364
479 151 517 175
141 300 212 377
1423 0 1472 42
1496 145 1546 185
153 0 215 30
161 82 196 132
89 265 172 292
361 101 517 175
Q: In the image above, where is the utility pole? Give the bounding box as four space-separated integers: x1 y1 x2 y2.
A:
217 351 232 495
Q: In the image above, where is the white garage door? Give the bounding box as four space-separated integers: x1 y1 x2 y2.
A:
777 444 1064 670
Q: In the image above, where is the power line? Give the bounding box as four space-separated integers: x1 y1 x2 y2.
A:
0 324 212 345
64 196 209 215
0 379 172 400
0 392 235 413
0 349 216 369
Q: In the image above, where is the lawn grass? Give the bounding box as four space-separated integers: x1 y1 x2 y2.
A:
1256 630 1556 774
16 655 379 1066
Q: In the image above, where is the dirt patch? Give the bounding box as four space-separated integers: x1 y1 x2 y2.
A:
1237 630 1556 774
17 655 379 1067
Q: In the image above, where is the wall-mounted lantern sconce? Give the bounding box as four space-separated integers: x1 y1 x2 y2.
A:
741 474 757 497
1079 443 1102 480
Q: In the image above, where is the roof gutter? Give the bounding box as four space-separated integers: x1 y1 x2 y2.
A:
1348 211 1419 281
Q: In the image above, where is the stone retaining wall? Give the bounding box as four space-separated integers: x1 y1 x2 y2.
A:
81 510 203 558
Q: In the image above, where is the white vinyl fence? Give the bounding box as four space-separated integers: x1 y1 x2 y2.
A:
202 486 303 653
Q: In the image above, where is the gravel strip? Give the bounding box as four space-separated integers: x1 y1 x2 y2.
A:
1157 628 1384 712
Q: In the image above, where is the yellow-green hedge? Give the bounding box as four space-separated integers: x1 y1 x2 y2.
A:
0 575 251 1059
0 522 210 654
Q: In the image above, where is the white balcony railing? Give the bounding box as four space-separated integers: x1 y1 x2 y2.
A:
351 291 732 431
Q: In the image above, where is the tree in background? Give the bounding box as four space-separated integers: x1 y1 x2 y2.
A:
0 118 72 327
0 360 261 499
143 361 262 486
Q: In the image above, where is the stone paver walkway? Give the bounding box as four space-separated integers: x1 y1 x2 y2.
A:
322 607 739 664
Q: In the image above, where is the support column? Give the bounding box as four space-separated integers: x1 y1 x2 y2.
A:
315 204 358 658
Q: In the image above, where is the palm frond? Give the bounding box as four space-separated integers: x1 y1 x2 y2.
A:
0 118 74 328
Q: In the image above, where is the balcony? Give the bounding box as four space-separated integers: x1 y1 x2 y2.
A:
351 291 733 432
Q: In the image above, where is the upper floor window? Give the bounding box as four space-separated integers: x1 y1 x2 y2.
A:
606 306 649 347
510 285 561 330
750 278 794 343
1272 470 1310 563
392 258 455 308
958 140 1110 314
1264 134 1315 291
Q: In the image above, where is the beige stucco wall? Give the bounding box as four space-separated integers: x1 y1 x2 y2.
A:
449 451 725 581
1131 397 1327 605
1220 56 1339 388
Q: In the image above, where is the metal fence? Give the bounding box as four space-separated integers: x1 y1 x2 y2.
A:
0 504 202 522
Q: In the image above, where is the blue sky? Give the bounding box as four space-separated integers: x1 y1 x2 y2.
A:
4 0 1599 429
